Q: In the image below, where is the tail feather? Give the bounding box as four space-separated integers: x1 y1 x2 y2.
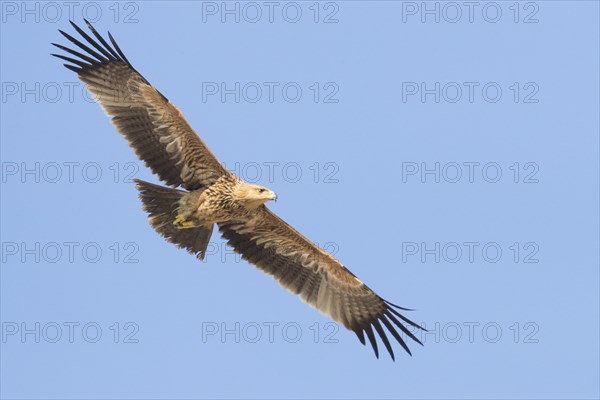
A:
134 179 213 260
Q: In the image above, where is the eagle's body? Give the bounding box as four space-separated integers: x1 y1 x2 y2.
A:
52 20 425 360
177 175 275 226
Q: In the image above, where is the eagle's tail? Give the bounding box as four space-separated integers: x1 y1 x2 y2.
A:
134 179 214 260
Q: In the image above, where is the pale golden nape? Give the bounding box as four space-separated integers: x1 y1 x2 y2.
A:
234 181 277 209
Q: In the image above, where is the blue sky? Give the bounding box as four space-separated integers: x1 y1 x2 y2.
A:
1 1 599 399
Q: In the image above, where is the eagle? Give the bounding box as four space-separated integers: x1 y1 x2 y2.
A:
52 20 425 360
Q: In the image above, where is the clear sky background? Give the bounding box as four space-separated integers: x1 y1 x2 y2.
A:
1 1 599 399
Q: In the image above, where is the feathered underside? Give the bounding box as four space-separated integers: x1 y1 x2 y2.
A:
53 20 426 360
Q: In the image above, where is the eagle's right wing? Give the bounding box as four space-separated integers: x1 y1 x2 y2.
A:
52 20 228 190
219 207 425 360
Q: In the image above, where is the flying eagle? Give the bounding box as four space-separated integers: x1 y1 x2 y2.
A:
52 20 425 360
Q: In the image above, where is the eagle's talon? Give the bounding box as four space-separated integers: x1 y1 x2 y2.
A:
173 215 195 228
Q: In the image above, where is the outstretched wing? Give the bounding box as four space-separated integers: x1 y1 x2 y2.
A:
52 20 228 190
218 208 425 360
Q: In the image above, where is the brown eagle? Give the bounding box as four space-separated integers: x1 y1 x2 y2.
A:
52 20 425 360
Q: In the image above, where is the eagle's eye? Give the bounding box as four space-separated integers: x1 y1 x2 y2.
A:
258 188 266 193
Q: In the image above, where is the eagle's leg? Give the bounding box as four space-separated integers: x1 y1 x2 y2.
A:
173 190 206 229
134 179 215 260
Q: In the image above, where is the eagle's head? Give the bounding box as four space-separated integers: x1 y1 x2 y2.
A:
235 181 277 209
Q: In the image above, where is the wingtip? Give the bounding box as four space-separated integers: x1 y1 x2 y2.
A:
364 325 379 359
63 64 81 73
84 18 98 34
385 300 416 312
354 329 366 346
68 20 78 30
372 319 395 361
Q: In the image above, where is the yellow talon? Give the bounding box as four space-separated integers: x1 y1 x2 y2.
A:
173 215 195 228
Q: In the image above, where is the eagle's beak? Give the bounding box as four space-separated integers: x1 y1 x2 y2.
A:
270 192 278 202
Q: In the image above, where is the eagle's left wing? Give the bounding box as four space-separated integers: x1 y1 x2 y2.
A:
51 20 230 190
219 207 425 360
